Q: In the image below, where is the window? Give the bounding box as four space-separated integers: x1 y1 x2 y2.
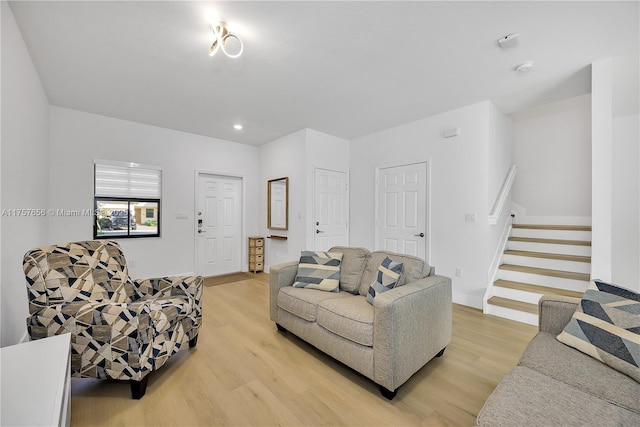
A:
94 161 161 238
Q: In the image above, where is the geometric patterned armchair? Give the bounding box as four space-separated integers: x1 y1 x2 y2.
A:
23 240 203 399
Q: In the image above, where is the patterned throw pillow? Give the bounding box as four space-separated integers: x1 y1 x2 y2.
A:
366 257 404 304
293 251 343 292
557 279 640 382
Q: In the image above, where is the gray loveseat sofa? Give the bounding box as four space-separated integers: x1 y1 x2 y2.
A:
269 246 452 399
477 295 640 426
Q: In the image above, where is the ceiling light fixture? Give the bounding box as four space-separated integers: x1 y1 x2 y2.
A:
209 21 243 58
515 61 534 73
233 124 243 130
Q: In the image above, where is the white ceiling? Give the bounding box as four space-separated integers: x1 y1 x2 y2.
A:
8 1 639 146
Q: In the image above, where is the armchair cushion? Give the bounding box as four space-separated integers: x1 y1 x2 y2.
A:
293 251 343 292
24 241 136 313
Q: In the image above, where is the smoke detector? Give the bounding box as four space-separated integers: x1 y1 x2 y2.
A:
498 33 519 49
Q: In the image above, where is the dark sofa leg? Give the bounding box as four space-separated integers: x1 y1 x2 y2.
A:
130 375 150 399
379 385 397 400
436 347 446 357
276 323 287 333
189 335 198 348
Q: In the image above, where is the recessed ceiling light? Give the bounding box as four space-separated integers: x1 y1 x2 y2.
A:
233 124 243 130
515 62 534 73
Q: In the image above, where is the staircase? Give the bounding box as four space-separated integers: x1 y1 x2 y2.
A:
485 224 592 325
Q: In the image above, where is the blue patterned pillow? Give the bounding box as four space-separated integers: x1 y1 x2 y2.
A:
557 280 640 382
293 251 343 292
366 257 404 304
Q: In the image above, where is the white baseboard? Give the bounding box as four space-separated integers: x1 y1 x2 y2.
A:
452 292 483 310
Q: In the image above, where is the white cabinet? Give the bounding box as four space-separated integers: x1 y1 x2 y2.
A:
1 334 71 427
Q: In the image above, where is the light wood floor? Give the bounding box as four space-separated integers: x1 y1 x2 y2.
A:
70 274 537 426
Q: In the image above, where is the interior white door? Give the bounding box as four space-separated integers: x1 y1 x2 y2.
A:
314 168 349 250
196 174 242 277
376 162 427 259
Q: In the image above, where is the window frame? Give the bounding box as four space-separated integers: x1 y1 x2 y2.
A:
94 197 161 239
93 160 162 240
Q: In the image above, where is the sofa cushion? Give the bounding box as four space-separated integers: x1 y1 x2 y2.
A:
476 366 640 427
359 251 429 297
277 286 350 322
366 257 403 304
557 279 640 383
317 296 374 347
520 332 640 414
329 246 370 294
293 251 343 292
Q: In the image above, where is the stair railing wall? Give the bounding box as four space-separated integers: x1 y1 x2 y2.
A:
488 165 517 225
484 165 517 312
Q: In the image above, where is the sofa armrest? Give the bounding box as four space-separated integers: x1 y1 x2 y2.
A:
373 274 452 391
268 261 299 322
538 295 580 335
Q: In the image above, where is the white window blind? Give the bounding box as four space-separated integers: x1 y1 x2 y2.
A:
95 162 161 198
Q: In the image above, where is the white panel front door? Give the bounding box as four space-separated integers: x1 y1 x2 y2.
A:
314 168 349 251
196 174 242 276
376 162 427 259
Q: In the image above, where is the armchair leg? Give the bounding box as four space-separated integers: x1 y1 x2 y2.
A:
436 347 446 357
276 323 287 333
379 385 397 400
189 335 198 348
130 375 150 400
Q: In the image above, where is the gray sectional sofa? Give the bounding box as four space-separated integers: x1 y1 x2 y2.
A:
477 295 640 426
268 246 452 399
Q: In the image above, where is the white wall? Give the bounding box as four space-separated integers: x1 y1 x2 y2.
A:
259 130 308 269
487 103 514 286
611 54 640 291
48 107 261 279
1 2 51 346
612 114 640 290
350 101 507 308
511 94 592 222
259 128 349 270
591 55 640 285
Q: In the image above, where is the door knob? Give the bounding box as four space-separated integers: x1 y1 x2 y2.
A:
414 232 425 237
316 229 324 234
